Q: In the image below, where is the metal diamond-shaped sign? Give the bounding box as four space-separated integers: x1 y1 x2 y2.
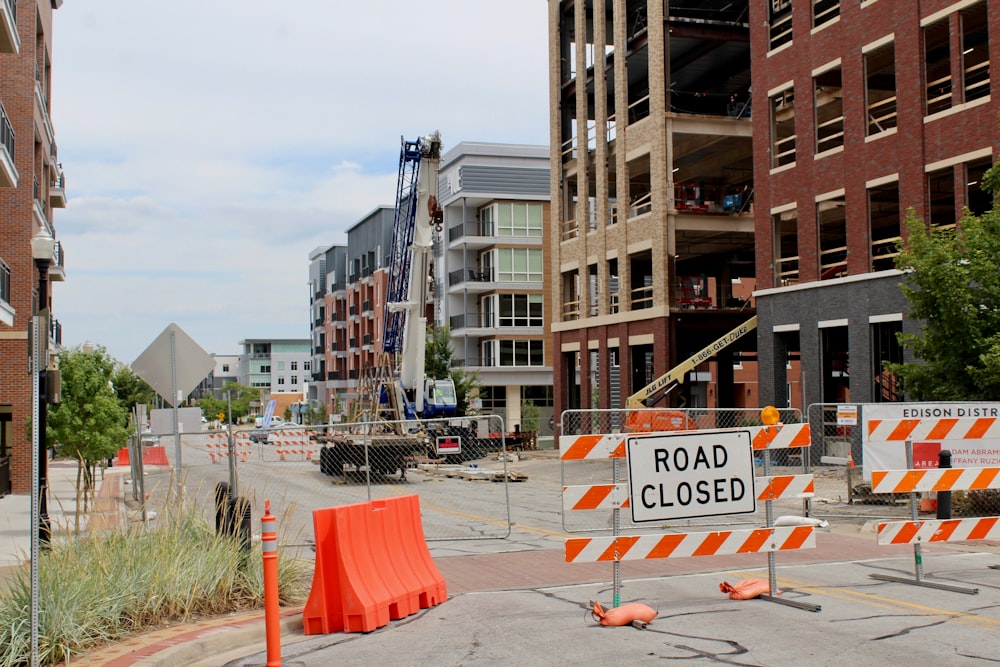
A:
131 323 214 407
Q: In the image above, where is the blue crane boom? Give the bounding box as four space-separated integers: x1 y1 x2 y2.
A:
377 132 457 421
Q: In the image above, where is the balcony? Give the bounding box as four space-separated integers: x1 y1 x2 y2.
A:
0 0 18 54
0 101 15 187
50 318 62 347
447 268 494 293
49 164 66 208
48 241 65 282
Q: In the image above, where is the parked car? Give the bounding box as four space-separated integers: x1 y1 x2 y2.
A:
249 422 289 444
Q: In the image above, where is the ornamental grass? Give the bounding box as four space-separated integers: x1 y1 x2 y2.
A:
0 500 311 666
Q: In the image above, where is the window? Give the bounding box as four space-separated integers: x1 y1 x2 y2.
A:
499 340 545 367
628 252 653 311
961 2 990 103
869 180 901 271
561 269 580 321
1 260 10 305
260 365 271 373
865 40 896 136
222 364 229 373
588 264 599 316
872 320 903 402
966 157 994 216
480 386 506 410
481 294 495 328
608 258 619 314
498 294 544 327
769 0 793 50
773 208 799 286
291 361 298 371
495 248 542 282
815 64 844 154
304 361 311 371
483 202 544 237
924 19 952 115
277 361 286 371
277 377 285 385
927 167 956 229
291 375 298 385
813 0 839 29
770 87 796 168
818 195 847 279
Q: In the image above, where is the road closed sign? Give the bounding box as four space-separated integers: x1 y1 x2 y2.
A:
627 430 756 522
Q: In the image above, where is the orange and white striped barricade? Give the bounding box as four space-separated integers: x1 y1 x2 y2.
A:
560 418 819 612
868 455 1000 594
864 411 1000 480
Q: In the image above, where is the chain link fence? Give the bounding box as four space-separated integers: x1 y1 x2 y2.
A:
134 415 515 548
806 403 1000 519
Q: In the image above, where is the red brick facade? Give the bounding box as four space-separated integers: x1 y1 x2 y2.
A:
0 1 64 495
750 0 1000 288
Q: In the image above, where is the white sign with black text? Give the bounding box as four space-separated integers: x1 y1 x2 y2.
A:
627 430 756 522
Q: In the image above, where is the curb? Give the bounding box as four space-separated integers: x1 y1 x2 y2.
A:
73 607 305 667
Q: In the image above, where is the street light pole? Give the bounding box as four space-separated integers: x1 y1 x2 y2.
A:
31 229 55 548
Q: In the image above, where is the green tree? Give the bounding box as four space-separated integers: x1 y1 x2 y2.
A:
219 382 260 423
521 400 540 432
426 325 479 416
111 363 156 416
47 345 130 517
305 402 328 425
198 394 228 423
887 174 1000 400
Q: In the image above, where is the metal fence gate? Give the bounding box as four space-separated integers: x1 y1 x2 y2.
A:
138 415 515 547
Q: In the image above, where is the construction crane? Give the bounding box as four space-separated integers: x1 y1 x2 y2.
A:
364 132 457 426
625 316 758 431
319 133 459 481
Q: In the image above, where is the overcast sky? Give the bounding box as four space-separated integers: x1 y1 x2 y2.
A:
51 1 550 366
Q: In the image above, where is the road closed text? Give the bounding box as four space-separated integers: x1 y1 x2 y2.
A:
628 431 755 522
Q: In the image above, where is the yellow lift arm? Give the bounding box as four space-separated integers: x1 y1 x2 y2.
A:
625 315 758 410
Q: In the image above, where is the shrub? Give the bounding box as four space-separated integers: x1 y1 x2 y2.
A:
0 502 310 666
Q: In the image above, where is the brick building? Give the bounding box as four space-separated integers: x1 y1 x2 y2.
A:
0 0 66 495
750 0 999 409
547 1 761 418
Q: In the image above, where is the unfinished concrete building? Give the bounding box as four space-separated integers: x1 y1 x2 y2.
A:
548 1 759 417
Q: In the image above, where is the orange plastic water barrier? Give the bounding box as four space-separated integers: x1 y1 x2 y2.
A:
302 494 446 634
116 445 169 467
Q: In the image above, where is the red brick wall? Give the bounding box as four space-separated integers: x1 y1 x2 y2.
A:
0 1 58 494
751 0 1000 288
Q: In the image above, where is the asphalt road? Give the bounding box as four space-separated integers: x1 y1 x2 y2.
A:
196 551 1000 667
116 435 1000 666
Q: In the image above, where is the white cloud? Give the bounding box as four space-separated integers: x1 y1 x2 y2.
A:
50 0 549 364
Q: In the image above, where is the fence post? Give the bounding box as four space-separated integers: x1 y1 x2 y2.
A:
262 499 282 667
936 450 952 520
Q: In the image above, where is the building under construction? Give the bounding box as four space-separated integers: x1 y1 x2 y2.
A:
547 1 763 416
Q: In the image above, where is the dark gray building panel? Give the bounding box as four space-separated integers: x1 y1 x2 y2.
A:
756 272 914 408
458 166 550 198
